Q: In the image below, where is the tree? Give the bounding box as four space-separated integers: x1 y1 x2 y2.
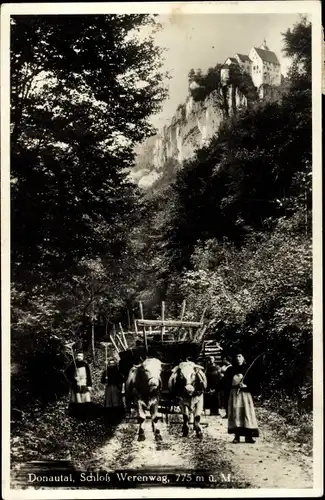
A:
124 159 182 311
282 16 311 79
188 68 196 82
163 17 312 271
189 64 223 102
10 15 168 402
125 18 313 416
11 15 167 283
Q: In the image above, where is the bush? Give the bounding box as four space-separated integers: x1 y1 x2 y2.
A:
11 332 70 410
169 210 312 410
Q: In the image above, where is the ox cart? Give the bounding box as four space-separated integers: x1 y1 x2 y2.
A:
108 301 223 428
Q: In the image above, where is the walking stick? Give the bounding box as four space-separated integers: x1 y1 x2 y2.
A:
65 341 80 402
237 352 265 395
100 342 110 385
66 342 77 372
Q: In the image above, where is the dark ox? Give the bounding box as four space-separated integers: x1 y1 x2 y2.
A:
125 358 163 442
168 361 207 438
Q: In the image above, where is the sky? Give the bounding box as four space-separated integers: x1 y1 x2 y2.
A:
147 13 304 130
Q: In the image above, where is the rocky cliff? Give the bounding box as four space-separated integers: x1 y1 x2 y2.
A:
133 82 250 187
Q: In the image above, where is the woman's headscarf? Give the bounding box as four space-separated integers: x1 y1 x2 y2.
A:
110 351 120 364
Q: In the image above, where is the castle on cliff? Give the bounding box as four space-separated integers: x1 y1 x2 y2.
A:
134 42 283 185
220 41 281 98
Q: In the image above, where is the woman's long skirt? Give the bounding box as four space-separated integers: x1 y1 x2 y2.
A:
104 385 125 425
228 388 259 437
70 388 91 404
68 386 92 419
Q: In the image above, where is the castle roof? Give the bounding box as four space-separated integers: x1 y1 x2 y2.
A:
253 47 280 64
236 53 250 62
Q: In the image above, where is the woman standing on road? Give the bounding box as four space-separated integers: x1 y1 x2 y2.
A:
101 352 125 426
228 351 259 443
64 352 92 419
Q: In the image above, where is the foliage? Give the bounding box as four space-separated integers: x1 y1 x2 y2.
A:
227 64 258 104
11 14 167 280
282 16 311 78
11 348 113 477
125 160 181 312
10 14 167 404
257 402 312 456
176 103 186 122
188 63 257 108
174 210 312 406
189 64 223 102
165 75 311 271
137 19 313 417
11 332 69 409
10 17 313 437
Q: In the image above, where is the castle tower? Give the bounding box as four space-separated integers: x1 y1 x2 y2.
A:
260 39 269 51
249 41 281 89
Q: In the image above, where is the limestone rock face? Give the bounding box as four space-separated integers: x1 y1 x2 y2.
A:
134 91 223 185
133 83 248 187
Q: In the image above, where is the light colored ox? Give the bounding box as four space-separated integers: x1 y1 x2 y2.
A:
125 357 164 442
168 361 207 438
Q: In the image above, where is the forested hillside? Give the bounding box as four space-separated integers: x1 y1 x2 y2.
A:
131 17 313 419
8 16 316 486
11 15 312 431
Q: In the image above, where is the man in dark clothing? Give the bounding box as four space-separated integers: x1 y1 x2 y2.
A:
219 356 233 418
205 356 222 416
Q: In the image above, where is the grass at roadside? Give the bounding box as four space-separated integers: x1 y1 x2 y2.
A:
256 400 312 457
11 349 111 487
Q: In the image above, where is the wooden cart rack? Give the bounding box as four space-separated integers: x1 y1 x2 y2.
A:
134 300 207 348
117 300 218 424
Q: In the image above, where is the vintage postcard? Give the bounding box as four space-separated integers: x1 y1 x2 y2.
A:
1 1 323 498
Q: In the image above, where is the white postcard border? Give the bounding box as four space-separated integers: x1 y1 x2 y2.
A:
1 2 323 498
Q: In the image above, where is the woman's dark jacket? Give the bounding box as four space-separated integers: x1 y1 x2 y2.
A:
228 362 259 395
101 365 124 386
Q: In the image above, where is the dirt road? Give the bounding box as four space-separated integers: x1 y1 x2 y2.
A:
10 352 313 492
10 400 313 491
86 409 313 490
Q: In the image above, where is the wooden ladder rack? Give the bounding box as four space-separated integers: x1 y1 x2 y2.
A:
134 300 207 349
